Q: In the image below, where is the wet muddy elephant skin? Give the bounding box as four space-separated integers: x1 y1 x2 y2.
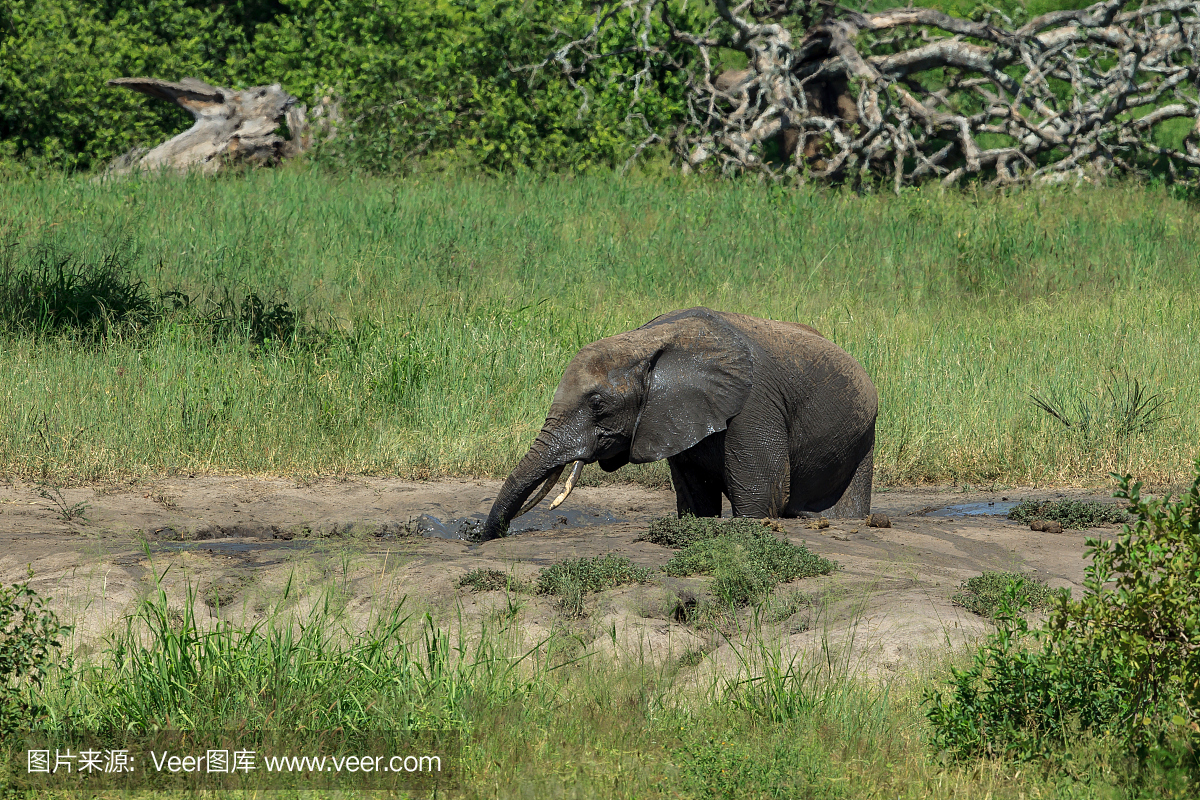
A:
479 307 878 541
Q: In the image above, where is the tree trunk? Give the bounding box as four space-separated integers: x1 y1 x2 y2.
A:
105 77 325 175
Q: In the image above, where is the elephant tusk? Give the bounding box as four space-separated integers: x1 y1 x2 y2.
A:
514 464 567 519
548 461 584 510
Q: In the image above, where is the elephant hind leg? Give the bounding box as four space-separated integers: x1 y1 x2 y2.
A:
824 446 873 519
784 442 874 519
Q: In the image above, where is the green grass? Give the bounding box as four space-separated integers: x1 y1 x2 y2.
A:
458 567 528 593
951 571 1063 618
535 554 652 615
9 579 1179 799
1007 498 1131 528
1 168 1199 487
651 517 838 606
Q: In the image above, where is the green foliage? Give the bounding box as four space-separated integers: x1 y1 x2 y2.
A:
1007 499 1130 529
0 582 69 735
639 514 743 548
536 555 651 596
951 571 1062 618
1070 469 1200 742
653 517 837 606
535 554 651 615
458 568 527 593
0 245 157 338
3 0 1191 181
0 0 687 173
0 0 270 171
926 464 1200 782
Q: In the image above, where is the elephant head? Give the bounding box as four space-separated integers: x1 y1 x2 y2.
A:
479 311 754 541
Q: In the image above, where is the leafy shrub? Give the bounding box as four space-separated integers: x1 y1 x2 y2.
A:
638 515 751 549
926 464 1200 780
1007 499 1129 529
653 517 837 607
1 582 70 735
458 568 527 593
535 554 652 617
950 571 1062 618
0 0 685 173
536 555 651 596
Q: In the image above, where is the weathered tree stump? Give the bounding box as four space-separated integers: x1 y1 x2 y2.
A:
105 77 324 175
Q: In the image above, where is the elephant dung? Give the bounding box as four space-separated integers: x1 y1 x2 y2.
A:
867 513 892 528
805 517 830 530
1030 519 1064 533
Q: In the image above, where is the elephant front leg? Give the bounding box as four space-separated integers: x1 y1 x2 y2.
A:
667 457 723 518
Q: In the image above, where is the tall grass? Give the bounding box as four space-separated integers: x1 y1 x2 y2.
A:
1 168 1198 486
15 581 1157 798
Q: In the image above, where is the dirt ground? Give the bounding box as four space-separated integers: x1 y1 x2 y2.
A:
0 476 1124 678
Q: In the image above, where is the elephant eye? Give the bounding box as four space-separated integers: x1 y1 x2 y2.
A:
588 393 604 411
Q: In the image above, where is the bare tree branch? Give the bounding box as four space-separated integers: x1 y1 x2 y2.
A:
534 0 1200 188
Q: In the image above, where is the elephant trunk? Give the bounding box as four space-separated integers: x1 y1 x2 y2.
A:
480 434 575 541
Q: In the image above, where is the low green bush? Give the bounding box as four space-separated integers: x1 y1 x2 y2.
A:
951 571 1063 618
0 582 69 735
651 517 837 607
535 555 651 615
639 515 747 549
458 568 527 593
926 464 1200 783
536 555 651 596
1007 498 1130 528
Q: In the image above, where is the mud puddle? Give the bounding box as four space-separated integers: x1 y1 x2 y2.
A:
417 507 626 539
0 476 1126 678
156 539 317 554
931 501 1019 517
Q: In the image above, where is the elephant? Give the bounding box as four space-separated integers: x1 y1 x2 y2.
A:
478 307 877 541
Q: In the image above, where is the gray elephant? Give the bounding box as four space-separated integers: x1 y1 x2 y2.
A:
479 307 877 541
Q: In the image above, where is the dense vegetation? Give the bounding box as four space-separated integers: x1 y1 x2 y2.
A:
0 0 687 174
928 469 1200 787
1 170 1197 488
7 0 1181 183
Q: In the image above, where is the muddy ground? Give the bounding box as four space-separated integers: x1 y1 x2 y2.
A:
0 476 1124 678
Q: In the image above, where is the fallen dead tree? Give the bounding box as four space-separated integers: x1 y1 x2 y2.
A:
534 0 1200 188
105 77 337 175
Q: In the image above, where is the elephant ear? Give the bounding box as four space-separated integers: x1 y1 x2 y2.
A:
629 312 753 464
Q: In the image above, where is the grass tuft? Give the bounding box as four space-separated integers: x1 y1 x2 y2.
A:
0 246 156 338
535 555 652 616
1029 369 1172 440
458 568 528 593
535 554 652 595
951 571 1062 618
1007 499 1130 529
648 517 837 606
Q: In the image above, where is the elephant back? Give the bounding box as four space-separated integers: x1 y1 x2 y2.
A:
715 311 877 428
